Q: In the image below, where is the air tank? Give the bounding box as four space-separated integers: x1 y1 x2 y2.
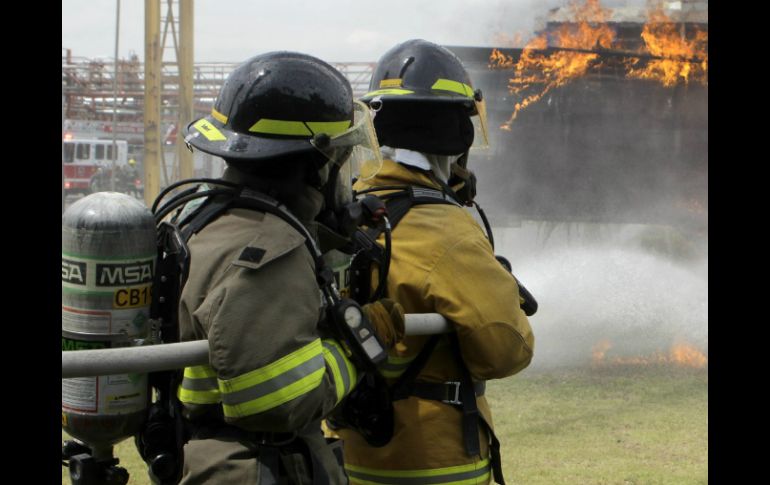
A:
62 192 156 454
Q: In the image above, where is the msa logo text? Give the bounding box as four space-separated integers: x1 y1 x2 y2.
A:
96 261 154 287
62 259 87 285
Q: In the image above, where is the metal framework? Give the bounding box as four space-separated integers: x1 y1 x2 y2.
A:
62 50 376 128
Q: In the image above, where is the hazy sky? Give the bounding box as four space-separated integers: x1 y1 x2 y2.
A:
62 0 580 63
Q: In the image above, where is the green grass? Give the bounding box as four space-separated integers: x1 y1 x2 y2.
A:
486 366 708 485
62 366 707 484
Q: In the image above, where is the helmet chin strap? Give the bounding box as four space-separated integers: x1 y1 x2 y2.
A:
315 162 359 245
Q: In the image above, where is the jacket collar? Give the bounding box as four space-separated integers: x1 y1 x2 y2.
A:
356 158 442 192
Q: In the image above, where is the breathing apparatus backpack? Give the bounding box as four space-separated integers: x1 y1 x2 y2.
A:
134 177 392 484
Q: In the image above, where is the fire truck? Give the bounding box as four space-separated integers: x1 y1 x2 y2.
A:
62 138 130 195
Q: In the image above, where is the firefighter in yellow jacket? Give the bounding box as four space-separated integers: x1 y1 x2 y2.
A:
176 51 403 484
335 39 535 485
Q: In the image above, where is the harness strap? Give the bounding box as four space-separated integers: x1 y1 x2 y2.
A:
446 332 481 458
447 332 506 485
357 185 461 301
380 186 461 227
481 415 506 485
179 196 230 242
407 380 486 405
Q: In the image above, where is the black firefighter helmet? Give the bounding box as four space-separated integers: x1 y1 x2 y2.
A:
184 51 381 178
360 39 489 155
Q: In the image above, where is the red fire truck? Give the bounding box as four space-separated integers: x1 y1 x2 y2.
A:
62 138 129 195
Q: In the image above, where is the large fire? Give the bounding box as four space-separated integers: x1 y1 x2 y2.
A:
625 7 709 87
489 0 615 129
591 339 708 368
490 0 708 127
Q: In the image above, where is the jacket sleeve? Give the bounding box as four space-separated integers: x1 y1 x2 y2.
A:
177 227 358 433
425 232 535 380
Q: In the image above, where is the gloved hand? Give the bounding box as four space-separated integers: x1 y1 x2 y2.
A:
362 298 405 348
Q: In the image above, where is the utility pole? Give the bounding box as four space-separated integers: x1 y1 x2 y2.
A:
111 0 121 192
178 0 194 180
145 0 195 205
144 0 162 206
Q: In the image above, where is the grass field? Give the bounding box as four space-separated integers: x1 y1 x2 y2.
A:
62 365 707 484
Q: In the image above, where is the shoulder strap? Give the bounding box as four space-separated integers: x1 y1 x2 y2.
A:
380 185 461 232
352 185 461 302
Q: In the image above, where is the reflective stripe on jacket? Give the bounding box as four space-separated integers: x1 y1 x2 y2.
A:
178 338 356 415
346 458 491 485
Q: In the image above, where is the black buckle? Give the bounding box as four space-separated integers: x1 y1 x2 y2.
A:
443 381 462 405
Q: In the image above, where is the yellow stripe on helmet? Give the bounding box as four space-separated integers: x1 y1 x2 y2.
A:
362 88 415 98
379 78 403 88
248 119 351 137
193 119 227 141
211 108 228 124
431 79 474 97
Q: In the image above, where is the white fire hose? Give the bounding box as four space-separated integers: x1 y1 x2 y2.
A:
62 313 450 378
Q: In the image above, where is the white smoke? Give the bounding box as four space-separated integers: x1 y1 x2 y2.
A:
494 222 708 369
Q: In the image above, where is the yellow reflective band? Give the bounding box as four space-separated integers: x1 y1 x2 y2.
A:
431 79 474 98
184 365 217 379
177 383 221 405
220 340 323 393
179 366 221 405
345 458 491 485
322 340 358 403
211 108 228 124
307 121 351 135
379 354 417 379
347 472 491 485
249 119 351 136
193 119 227 141
379 78 403 88
222 368 325 417
363 88 415 97
325 351 345 403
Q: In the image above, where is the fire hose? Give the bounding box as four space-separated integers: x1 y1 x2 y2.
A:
62 313 450 378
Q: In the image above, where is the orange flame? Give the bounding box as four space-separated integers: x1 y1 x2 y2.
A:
490 0 708 126
591 338 613 362
670 343 708 368
490 0 615 129
592 340 708 368
625 7 708 87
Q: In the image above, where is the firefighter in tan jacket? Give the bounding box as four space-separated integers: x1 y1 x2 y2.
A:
175 51 401 484
336 40 535 485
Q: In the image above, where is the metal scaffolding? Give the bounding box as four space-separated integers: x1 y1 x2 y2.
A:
61 50 376 127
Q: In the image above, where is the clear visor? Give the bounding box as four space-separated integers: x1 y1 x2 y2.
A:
331 157 353 209
311 100 383 181
470 98 490 151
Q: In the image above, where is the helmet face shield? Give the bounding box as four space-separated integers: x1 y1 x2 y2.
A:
331 157 353 209
311 100 383 181
470 98 490 151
